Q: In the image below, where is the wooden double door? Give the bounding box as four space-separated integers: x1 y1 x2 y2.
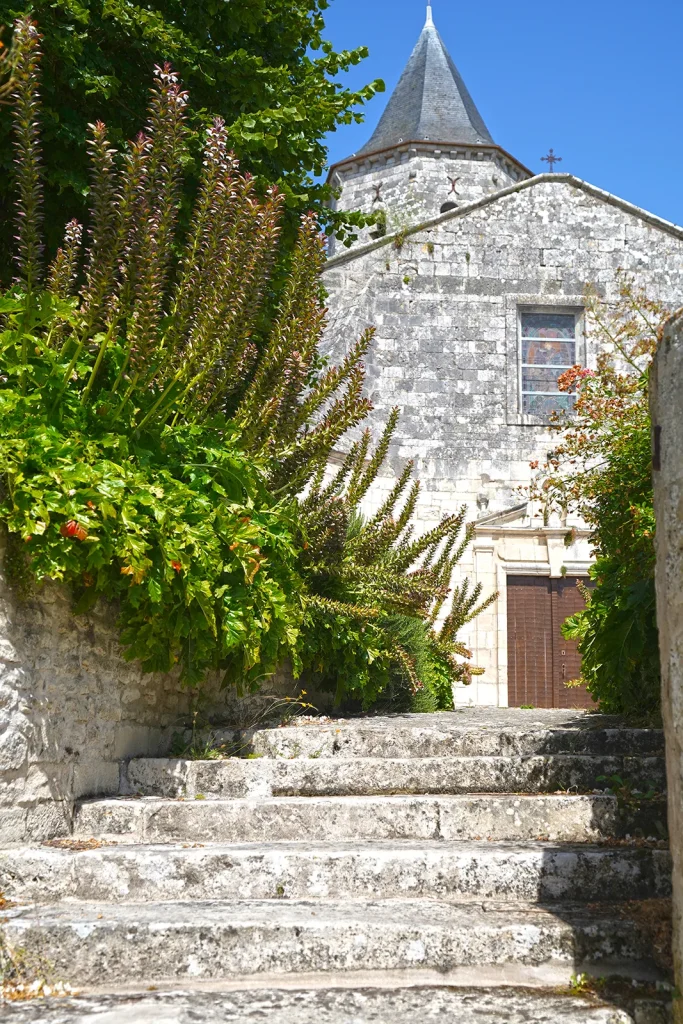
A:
506 575 595 709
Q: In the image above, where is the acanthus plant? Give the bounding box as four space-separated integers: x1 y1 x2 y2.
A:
0 18 491 705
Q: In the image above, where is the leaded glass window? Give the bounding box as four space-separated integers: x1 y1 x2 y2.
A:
520 311 576 417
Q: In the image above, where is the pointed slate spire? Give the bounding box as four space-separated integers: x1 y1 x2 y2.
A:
358 6 493 154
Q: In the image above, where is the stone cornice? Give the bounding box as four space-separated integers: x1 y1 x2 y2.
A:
327 139 531 183
473 525 591 537
323 173 683 271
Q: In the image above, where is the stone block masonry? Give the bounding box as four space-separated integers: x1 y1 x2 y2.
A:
652 310 683 1024
323 173 683 705
0 709 673 1022
0 537 242 842
323 176 683 525
328 146 524 255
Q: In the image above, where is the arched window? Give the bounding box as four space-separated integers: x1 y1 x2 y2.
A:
440 201 457 214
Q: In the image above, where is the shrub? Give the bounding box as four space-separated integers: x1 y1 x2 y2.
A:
532 278 667 717
0 20 490 705
297 431 491 707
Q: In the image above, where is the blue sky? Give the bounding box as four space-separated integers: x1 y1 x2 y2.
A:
322 0 683 226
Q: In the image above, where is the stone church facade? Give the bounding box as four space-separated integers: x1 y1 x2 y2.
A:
322 5 683 707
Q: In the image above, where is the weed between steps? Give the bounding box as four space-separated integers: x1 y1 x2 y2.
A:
565 974 673 1017
0 933 76 1003
170 696 317 761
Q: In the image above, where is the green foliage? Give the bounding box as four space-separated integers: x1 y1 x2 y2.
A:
596 773 663 812
0 1 384 278
562 568 659 718
0 26 488 705
296 419 495 706
532 279 667 716
0 394 302 687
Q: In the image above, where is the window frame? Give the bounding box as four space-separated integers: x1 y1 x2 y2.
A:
519 310 578 419
504 295 586 426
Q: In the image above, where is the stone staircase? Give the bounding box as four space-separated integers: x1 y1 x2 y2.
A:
0 708 672 1023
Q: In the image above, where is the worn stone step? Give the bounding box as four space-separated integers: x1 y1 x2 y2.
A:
0 898 662 987
0 840 670 905
74 793 665 844
240 710 665 760
0 983 661 1023
122 754 666 799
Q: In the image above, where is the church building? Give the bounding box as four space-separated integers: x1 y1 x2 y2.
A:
322 5 683 708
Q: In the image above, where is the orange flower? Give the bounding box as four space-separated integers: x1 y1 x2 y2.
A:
171 561 182 572
60 520 88 541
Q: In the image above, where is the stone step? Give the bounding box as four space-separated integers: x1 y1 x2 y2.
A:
74 793 665 844
122 754 666 799
240 711 665 760
0 898 663 987
0 983 662 1023
0 840 670 904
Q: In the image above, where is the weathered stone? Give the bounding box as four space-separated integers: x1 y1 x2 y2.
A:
73 793 659 845
0 985 645 1024
0 898 660 986
72 762 120 801
652 310 683 1023
243 710 665 759
123 753 666 799
323 167 683 705
634 1001 673 1024
0 542 297 839
0 840 670 905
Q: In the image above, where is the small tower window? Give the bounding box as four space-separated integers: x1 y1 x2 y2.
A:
440 201 457 214
520 311 577 417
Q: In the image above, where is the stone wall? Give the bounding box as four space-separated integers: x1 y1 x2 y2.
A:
323 172 683 704
324 176 683 525
652 310 683 1023
0 538 289 841
328 145 525 255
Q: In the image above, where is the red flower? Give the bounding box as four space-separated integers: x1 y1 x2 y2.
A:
171 561 182 572
60 520 88 541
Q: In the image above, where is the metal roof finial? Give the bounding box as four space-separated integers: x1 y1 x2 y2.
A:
425 3 434 26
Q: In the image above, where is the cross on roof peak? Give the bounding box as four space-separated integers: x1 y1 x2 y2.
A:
541 148 562 171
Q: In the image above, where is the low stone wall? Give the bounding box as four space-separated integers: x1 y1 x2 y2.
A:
0 540 296 841
652 309 683 1024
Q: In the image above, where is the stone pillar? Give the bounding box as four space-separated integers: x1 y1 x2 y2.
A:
651 310 683 1023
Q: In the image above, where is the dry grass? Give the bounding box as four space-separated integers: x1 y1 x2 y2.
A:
42 837 104 852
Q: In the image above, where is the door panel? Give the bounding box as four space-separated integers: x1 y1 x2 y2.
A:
507 576 554 708
507 575 595 709
551 577 595 709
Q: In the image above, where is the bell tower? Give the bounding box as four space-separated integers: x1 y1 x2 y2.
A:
327 5 531 252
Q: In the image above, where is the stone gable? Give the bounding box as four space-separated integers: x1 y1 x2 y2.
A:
323 174 683 705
